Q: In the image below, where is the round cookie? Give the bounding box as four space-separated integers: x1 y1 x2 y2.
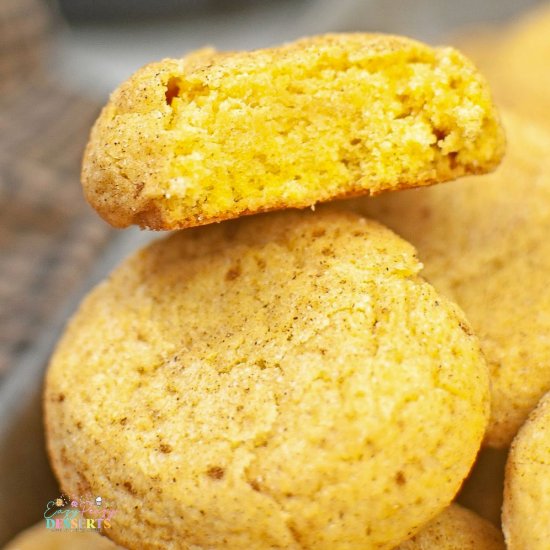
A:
45 210 490 550
344 111 550 447
502 391 550 550
82 33 504 230
396 504 504 549
2 522 119 550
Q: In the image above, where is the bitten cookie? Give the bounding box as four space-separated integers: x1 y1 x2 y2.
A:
82 33 504 230
2 523 119 550
344 111 550 447
45 210 489 550
503 391 550 550
396 504 504 549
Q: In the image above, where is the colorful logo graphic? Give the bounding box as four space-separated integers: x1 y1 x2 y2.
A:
44 493 116 531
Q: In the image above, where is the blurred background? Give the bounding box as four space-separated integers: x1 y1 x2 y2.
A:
55 0 543 98
0 0 547 545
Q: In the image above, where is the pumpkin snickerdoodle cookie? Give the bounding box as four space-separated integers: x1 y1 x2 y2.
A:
45 210 489 550
82 33 504 230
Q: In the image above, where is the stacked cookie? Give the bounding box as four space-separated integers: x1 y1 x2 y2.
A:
44 34 508 549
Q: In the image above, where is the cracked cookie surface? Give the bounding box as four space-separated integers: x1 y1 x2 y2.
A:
45 209 489 550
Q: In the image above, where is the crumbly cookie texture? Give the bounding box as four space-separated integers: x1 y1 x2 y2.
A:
45 210 489 550
454 4 550 127
503 391 550 550
396 504 504 549
82 33 505 230
3 522 119 550
344 111 550 448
